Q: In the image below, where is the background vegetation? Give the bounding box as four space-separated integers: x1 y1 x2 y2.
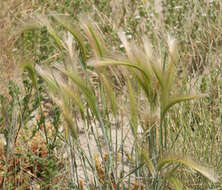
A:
0 0 221 189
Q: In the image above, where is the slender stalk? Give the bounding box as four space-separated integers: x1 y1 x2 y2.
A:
14 85 33 144
159 112 164 156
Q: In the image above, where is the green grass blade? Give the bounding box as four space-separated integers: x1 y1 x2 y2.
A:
158 155 219 183
62 105 78 140
37 15 64 51
131 71 153 103
167 175 183 190
87 24 105 57
64 71 99 119
81 16 106 58
162 94 206 118
151 63 164 89
35 65 60 93
53 15 87 62
100 73 117 116
163 61 175 95
12 15 64 51
126 76 138 126
140 151 156 177
21 62 37 89
118 163 145 184
95 60 151 85
62 85 85 114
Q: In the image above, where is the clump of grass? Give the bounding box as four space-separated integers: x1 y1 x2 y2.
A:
2 0 221 189
14 12 218 189
94 27 218 189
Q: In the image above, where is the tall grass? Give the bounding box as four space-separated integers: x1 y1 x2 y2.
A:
13 12 217 189
1 0 221 189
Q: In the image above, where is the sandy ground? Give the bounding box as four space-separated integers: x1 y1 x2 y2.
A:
64 116 140 186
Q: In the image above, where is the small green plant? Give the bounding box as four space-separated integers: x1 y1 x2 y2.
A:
0 70 64 189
